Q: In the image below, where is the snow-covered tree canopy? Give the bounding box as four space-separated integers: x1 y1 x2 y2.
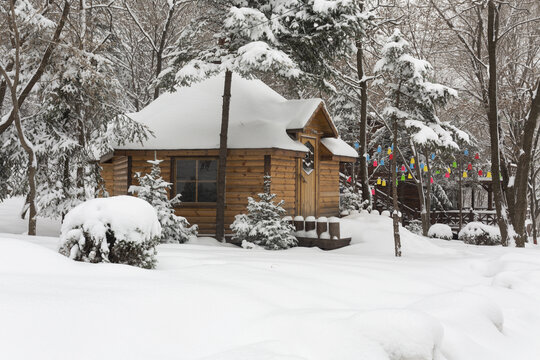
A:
374 29 462 150
162 0 371 87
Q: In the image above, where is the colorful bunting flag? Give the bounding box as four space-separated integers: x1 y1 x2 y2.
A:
389 153 393 160
382 180 387 187
410 157 415 164
373 160 378 167
423 165 428 172
445 172 450 178
430 177 434 184
377 177 381 185
387 147 392 155
408 173 412 179
464 149 469 156
463 171 468 178
467 163 472 170
401 174 406 181
380 159 385 166
453 161 457 168
478 169 483 176
377 145 382 153
475 153 480 160
487 171 492 178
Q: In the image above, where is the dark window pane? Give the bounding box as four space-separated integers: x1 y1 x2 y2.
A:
198 182 217 202
198 160 217 180
176 160 196 181
177 182 196 202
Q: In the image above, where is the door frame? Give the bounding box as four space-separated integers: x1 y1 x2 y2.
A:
297 135 318 217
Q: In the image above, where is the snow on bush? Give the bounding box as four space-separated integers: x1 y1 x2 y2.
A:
428 223 453 240
405 219 423 235
58 196 161 269
129 159 197 243
459 222 501 246
339 184 364 213
231 175 297 250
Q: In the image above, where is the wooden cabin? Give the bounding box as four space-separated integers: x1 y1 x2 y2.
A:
101 74 357 235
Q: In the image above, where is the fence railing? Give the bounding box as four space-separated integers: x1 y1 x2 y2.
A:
340 173 498 229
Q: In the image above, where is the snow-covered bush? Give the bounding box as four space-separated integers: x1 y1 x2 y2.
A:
405 219 423 235
231 176 297 250
340 185 364 213
428 224 453 240
58 196 161 269
129 159 197 243
458 222 501 246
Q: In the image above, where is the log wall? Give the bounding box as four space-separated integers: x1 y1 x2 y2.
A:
270 154 297 216
318 160 340 217
102 147 344 235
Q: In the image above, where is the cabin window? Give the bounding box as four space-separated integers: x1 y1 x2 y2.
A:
176 159 218 202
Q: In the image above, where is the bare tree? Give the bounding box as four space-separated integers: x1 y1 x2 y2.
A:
430 0 540 246
0 0 70 235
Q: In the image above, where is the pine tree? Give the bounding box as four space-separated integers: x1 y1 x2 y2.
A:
129 159 197 243
373 29 459 250
231 175 297 250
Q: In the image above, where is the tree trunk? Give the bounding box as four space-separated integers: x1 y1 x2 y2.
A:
153 2 176 100
391 82 402 257
412 146 428 236
392 117 401 256
458 155 463 230
487 0 510 246
356 40 371 209
424 149 432 228
512 81 540 247
216 70 232 242
530 162 538 245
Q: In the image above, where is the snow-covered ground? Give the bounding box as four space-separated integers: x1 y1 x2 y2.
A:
1 198 540 360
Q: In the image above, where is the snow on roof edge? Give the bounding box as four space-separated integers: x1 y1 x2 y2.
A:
321 137 358 159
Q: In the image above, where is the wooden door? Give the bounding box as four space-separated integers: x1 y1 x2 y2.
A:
298 136 317 216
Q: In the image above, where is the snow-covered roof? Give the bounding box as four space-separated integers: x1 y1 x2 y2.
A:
118 74 331 152
321 138 358 158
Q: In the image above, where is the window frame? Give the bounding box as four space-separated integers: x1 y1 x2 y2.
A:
172 157 219 206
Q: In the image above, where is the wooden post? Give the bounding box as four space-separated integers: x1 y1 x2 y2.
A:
329 217 340 239
316 218 328 238
471 185 475 210
488 183 493 210
305 217 316 232
293 217 304 232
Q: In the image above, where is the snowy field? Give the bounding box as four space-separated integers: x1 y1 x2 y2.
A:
1 198 540 360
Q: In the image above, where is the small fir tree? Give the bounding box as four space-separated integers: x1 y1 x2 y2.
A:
231 175 297 250
339 184 364 213
129 159 197 243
